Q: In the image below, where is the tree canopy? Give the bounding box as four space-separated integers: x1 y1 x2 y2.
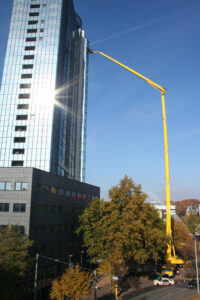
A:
77 176 168 273
172 217 194 260
171 199 200 215
50 265 90 300
183 213 200 235
0 226 33 300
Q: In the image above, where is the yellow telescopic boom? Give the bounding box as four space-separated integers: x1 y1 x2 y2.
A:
88 48 177 263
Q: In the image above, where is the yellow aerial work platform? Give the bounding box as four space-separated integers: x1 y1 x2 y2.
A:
88 48 184 266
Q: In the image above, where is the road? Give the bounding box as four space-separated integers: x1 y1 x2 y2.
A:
129 285 196 300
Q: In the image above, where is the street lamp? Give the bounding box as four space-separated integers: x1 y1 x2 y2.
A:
55 258 58 278
69 254 73 266
181 240 199 294
81 250 84 268
34 253 39 300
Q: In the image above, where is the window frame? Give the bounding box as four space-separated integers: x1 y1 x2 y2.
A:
0 203 9 212
13 203 26 213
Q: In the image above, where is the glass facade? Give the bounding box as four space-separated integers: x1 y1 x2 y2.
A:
0 0 88 182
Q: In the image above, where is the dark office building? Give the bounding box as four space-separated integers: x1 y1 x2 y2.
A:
0 167 100 261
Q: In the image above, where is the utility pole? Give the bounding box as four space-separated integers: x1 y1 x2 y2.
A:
34 253 39 300
81 250 84 268
195 239 199 294
182 240 199 294
55 259 58 278
69 254 73 266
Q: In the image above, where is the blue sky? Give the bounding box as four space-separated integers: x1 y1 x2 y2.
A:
0 0 200 203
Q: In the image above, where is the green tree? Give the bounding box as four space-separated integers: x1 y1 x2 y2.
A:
184 213 200 234
0 226 33 300
172 219 194 260
77 176 168 273
50 265 90 300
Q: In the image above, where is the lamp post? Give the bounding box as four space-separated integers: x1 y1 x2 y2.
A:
81 250 84 268
195 239 200 294
34 253 39 300
55 259 58 278
69 254 73 266
182 240 199 294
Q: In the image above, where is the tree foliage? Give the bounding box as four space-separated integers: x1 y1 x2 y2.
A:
0 226 33 300
182 213 200 234
97 247 127 277
77 176 168 272
50 265 90 300
172 218 194 260
171 199 200 215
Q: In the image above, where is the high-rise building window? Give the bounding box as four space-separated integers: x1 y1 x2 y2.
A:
15 126 27 131
13 204 26 212
58 206 63 214
21 74 32 79
0 203 9 212
20 84 31 89
50 205 56 213
18 93 30 99
40 184 50 192
41 225 47 233
51 187 56 194
22 65 33 69
14 137 26 143
24 46 35 51
27 29 37 33
17 104 29 110
30 4 40 9
11 161 24 167
49 224 55 232
29 12 39 17
58 188 63 195
16 115 28 121
26 37 36 42
41 205 48 213
15 182 28 191
23 55 34 60
66 190 70 197
13 149 25 155
0 182 11 190
28 20 38 25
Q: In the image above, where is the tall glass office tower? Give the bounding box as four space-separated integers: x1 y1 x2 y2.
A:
0 0 88 182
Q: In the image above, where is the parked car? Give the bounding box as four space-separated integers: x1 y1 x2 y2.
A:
186 280 200 289
153 278 175 286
